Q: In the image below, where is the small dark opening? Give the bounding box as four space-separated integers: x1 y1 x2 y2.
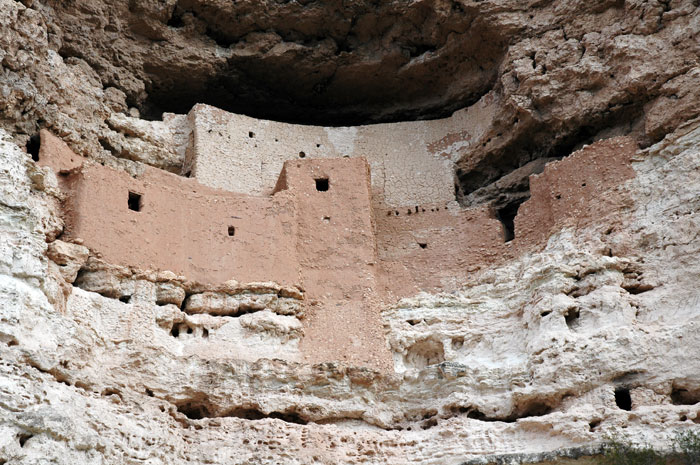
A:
671 386 700 405
26 134 40 161
177 402 209 420
226 408 309 425
299 151 306 158
495 199 524 242
517 401 552 418
614 387 632 410
418 242 427 249
228 226 235 236
202 328 209 338
167 9 185 28
315 178 329 192
180 293 191 311
467 409 487 420
421 418 438 429
18 433 32 448
564 308 580 328
145 388 154 397
119 295 131 304
186 326 193 334
170 326 180 338
128 192 142 212
248 131 255 138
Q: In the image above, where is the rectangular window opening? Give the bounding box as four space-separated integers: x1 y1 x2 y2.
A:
315 178 329 192
26 134 40 162
228 226 236 237
128 191 142 212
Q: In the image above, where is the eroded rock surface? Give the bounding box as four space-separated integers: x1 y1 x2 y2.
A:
2 115 700 464
2 0 700 464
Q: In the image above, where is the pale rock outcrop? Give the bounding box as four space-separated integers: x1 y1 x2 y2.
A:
46 240 89 283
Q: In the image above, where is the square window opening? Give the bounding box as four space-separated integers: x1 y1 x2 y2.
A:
315 178 329 192
128 191 142 212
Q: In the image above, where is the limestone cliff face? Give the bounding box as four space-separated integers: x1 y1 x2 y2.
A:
1 0 700 464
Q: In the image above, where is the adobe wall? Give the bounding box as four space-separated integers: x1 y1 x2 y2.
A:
515 137 638 244
39 129 638 298
275 157 394 368
38 131 383 296
373 137 639 297
184 98 496 207
375 203 504 297
39 131 300 287
276 157 377 299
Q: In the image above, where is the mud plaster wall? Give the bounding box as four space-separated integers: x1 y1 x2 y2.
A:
375 204 504 296
184 100 497 207
277 157 377 300
41 132 384 297
375 136 639 297
40 131 300 287
515 137 638 245
41 130 638 298
277 158 394 368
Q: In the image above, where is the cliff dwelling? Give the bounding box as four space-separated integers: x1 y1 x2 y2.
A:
2 1 700 464
35 104 637 370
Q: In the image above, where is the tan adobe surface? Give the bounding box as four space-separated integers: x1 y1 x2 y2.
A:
48 141 299 287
